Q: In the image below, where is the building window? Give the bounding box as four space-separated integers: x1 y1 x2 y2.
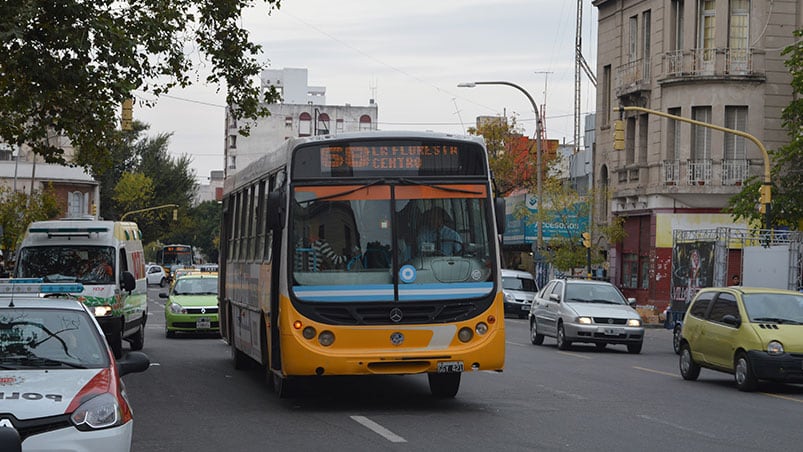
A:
601 65 611 125
667 107 681 161
724 106 747 159
629 16 638 62
359 115 372 131
638 114 648 164
68 191 84 217
698 0 716 69
228 135 237 149
299 112 312 136
691 106 711 160
336 118 344 132
642 10 651 78
672 0 685 51
728 0 750 73
316 112 330 135
285 116 293 128
622 253 639 289
625 117 636 164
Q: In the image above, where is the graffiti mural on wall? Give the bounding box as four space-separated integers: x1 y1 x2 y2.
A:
671 241 715 308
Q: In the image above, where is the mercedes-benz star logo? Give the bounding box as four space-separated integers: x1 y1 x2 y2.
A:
389 308 403 323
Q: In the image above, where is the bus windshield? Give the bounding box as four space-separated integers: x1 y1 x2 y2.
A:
291 183 494 302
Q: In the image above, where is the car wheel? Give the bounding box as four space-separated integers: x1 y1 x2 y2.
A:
679 343 700 380
428 372 461 398
734 352 758 392
159 277 166 288
672 325 683 355
556 323 571 350
129 321 145 351
627 342 642 354
530 319 544 345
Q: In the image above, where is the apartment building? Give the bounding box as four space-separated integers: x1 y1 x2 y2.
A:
224 68 378 177
592 0 800 307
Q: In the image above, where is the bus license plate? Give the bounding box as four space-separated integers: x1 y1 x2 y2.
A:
196 318 211 329
437 361 464 373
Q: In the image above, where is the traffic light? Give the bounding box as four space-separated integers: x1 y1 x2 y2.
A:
582 232 591 248
121 98 134 131
172 209 178 221
613 119 625 150
91 203 97 216
758 184 772 205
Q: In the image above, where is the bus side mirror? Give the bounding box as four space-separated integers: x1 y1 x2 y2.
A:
267 190 286 231
494 197 506 234
121 271 136 292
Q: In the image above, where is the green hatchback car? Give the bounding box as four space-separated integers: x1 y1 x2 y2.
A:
679 286 803 391
160 273 219 337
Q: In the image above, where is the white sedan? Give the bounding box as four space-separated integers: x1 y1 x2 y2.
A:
0 281 150 451
146 264 166 287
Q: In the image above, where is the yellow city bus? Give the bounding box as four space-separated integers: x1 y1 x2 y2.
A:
219 131 506 397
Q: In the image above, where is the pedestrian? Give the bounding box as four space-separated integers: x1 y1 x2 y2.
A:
730 274 741 286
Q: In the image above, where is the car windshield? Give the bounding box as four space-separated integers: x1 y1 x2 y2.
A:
14 246 115 285
173 278 218 295
502 276 537 292
742 293 803 324
0 308 109 369
565 284 627 304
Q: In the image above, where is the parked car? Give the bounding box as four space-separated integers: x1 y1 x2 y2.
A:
678 286 803 391
529 278 644 353
160 273 219 337
502 269 539 318
146 264 167 287
0 280 150 451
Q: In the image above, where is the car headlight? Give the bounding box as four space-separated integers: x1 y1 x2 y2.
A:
169 302 185 314
767 340 784 356
71 393 122 431
577 316 592 325
504 292 516 303
627 319 642 327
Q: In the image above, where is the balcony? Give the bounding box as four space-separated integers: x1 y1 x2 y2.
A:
615 58 651 97
660 159 750 186
661 48 764 82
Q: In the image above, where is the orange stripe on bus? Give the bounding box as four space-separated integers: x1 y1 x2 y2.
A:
395 185 487 199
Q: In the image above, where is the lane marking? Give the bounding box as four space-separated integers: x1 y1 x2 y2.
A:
556 351 591 359
637 414 719 440
351 416 407 443
506 341 532 347
633 366 677 378
761 392 803 403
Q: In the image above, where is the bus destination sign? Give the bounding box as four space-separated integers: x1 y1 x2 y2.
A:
321 144 459 171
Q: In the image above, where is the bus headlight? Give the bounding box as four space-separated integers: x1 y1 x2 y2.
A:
458 327 473 342
318 331 335 346
302 326 316 340
94 305 113 317
475 322 488 335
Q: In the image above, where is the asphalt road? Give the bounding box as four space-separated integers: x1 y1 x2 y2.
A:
124 287 803 451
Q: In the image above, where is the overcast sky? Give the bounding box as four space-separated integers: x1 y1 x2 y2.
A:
136 0 598 183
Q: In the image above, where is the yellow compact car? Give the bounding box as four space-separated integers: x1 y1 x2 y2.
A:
679 287 803 391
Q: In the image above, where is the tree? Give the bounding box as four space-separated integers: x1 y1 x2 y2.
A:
0 0 281 166
113 172 155 218
728 29 803 229
0 185 60 268
467 116 526 195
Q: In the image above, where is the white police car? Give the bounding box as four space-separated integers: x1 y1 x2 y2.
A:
0 280 150 451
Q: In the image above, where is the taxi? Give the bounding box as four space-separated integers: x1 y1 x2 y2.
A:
160 273 219 337
679 286 803 391
0 280 150 451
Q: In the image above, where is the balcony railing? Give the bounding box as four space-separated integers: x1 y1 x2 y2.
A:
615 58 650 95
687 159 712 185
663 48 759 79
662 160 680 185
721 159 750 185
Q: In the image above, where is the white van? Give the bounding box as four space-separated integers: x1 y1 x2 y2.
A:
13 219 148 357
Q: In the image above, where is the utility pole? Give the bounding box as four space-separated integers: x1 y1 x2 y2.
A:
533 71 552 141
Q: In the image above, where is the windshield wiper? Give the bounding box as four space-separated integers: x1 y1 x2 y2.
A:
590 299 620 304
398 178 485 195
297 180 386 205
3 354 87 369
752 317 802 325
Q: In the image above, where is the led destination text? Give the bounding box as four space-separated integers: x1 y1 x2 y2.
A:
321 145 459 170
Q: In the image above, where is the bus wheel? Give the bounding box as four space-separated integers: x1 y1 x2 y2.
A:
428 372 460 398
231 340 250 370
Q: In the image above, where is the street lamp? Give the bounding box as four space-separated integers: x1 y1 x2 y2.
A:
457 81 544 252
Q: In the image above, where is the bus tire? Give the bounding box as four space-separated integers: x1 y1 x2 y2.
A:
428 372 460 398
231 340 251 370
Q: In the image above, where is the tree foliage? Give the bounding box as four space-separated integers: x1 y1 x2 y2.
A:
728 29 803 229
0 0 281 165
0 185 60 267
467 116 527 195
